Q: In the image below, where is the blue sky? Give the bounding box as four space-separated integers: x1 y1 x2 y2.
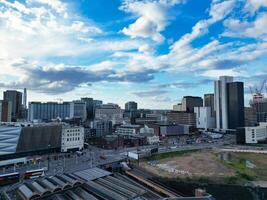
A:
0 0 267 109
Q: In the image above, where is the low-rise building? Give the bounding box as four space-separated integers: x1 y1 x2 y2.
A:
167 111 196 126
237 122 267 144
116 124 141 135
61 126 84 152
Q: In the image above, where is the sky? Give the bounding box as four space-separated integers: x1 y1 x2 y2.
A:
0 0 267 109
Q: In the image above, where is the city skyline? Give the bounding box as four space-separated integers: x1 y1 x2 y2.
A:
0 0 267 109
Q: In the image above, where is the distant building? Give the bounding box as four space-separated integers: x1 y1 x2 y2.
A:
0 100 12 122
194 107 215 129
181 96 203 113
214 76 244 130
95 103 123 125
81 98 103 121
28 102 70 122
91 120 112 137
204 94 215 117
173 103 182 111
227 82 244 129
61 126 84 152
250 97 267 123
3 90 23 121
167 111 196 126
70 100 87 121
125 101 138 111
159 123 192 136
245 107 257 127
116 124 141 135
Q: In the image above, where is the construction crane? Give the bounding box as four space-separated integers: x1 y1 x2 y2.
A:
250 79 266 102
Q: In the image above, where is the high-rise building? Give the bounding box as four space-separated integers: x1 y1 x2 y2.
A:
244 107 257 127
3 90 23 120
250 98 267 123
0 100 12 122
23 88 27 109
81 98 103 121
214 76 245 130
227 82 244 129
214 76 233 130
70 100 87 121
90 120 112 137
125 101 138 111
204 94 215 117
181 96 203 113
194 107 215 129
167 111 196 126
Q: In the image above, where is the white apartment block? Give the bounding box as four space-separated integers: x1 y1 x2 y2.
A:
61 126 84 152
116 124 140 135
245 123 267 144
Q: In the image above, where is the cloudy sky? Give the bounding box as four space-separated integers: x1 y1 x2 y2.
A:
0 0 267 109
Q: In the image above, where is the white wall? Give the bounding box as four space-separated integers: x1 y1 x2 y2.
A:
61 126 84 152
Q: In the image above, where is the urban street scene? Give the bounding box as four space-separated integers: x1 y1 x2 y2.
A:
0 0 267 200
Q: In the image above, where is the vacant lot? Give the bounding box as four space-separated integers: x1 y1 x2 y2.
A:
140 150 267 184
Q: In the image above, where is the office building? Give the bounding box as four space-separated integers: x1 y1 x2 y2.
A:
214 76 233 130
173 103 182 111
245 107 257 127
227 82 244 129
237 123 267 144
3 90 23 120
214 76 244 130
250 97 267 123
28 102 70 122
61 126 84 152
91 120 112 137
167 111 196 126
116 124 141 135
125 101 138 111
95 103 123 124
0 100 12 122
70 100 87 121
194 107 215 129
181 96 203 113
81 98 103 121
159 123 193 136
204 93 215 117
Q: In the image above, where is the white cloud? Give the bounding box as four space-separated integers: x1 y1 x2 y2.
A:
223 13 267 40
244 0 267 14
120 0 184 42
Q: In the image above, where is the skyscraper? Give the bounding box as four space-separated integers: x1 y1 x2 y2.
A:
227 82 244 129
3 90 23 121
181 96 203 113
214 76 233 130
0 100 12 122
204 94 215 117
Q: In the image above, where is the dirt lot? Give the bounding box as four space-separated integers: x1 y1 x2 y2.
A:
140 150 235 179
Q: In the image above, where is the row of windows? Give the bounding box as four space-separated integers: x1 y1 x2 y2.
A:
67 132 80 137
67 137 80 141
66 129 81 133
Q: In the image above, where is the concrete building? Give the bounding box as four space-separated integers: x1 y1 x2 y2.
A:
91 120 112 137
116 124 141 135
237 123 267 144
0 100 12 122
167 111 196 126
250 97 267 123
125 101 138 111
70 100 87 121
95 103 123 125
194 107 215 129
3 90 23 120
204 93 215 117
28 102 70 122
61 126 84 152
173 103 182 111
214 76 233 130
245 107 257 127
181 96 203 113
159 123 192 136
227 82 244 129
81 98 103 121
